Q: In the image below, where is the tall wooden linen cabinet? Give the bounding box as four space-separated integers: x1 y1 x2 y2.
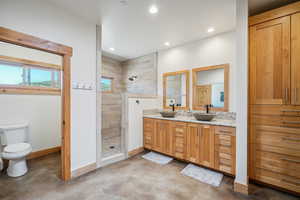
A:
249 3 300 194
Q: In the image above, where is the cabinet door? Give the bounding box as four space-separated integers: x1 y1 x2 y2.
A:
163 121 173 156
292 13 300 105
171 122 187 160
250 16 291 105
199 125 215 168
153 120 165 152
187 123 200 163
153 120 171 154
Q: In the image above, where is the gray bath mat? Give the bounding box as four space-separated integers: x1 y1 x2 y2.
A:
142 152 173 165
181 164 223 187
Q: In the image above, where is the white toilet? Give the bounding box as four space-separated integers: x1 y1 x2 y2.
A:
0 122 32 177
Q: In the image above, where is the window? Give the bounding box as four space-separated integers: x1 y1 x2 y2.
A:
0 61 61 94
101 76 113 93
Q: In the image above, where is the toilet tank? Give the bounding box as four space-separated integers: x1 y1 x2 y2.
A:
0 122 29 146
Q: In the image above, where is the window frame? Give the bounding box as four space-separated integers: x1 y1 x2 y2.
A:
101 76 114 93
0 55 62 95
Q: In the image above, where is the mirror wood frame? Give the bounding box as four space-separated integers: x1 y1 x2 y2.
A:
192 64 229 112
163 70 190 110
0 27 72 181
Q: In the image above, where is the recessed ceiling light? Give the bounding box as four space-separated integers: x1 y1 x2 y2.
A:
164 42 170 46
149 5 158 14
109 47 115 51
207 27 215 33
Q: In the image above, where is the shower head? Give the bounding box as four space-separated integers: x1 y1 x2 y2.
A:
128 75 138 81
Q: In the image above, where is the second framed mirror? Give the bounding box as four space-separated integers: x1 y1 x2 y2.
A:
192 64 229 112
163 70 189 110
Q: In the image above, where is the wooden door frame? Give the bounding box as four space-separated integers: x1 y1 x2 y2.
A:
0 27 73 181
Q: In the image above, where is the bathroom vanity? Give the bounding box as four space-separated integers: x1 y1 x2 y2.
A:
143 115 236 175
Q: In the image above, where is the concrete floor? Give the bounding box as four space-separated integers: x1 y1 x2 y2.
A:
0 152 298 200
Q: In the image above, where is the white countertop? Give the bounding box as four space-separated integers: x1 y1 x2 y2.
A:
143 114 236 127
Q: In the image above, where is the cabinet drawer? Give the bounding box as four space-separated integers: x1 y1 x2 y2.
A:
143 118 154 131
254 143 300 157
250 105 300 117
215 126 235 136
251 115 300 128
253 126 300 151
255 151 300 179
255 168 300 193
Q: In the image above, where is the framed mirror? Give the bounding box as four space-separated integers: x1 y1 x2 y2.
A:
163 70 189 110
192 64 229 112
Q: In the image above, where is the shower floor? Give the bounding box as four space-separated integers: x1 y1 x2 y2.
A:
102 135 122 158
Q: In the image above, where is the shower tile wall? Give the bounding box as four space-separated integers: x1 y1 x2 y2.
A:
101 53 158 157
122 53 157 95
101 56 124 157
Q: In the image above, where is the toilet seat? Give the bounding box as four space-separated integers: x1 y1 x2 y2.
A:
4 143 31 153
2 143 32 160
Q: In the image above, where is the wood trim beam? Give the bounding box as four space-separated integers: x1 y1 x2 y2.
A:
71 163 97 178
128 147 145 157
0 55 62 70
61 55 71 181
0 27 72 56
0 86 61 95
234 181 249 195
27 146 61 160
249 1 300 26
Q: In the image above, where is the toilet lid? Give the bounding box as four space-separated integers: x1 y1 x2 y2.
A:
4 143 31 153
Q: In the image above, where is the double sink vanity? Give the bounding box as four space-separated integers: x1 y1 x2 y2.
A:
143 113 236 175
143 64 237 175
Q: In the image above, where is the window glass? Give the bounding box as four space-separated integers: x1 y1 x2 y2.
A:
0 63 23 85
0 61 61 89
29 68 52 87
101 77 113 92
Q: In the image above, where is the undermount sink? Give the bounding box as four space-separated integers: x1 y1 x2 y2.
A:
160 111 177 118
193 113 216 121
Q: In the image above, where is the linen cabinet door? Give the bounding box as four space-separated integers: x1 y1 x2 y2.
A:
292 13 300 105
199 125 215 168
171 122 187 160
187 123 200 164
249 16 291 105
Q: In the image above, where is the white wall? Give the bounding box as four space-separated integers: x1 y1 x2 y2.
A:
0 95 61 152
0 0 98 171
157 31 236 111
235 0 248 186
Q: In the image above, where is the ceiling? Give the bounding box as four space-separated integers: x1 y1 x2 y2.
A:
47 0 297 61
48 0 236 61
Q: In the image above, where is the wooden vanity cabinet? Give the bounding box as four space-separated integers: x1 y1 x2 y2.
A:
143 118 236 175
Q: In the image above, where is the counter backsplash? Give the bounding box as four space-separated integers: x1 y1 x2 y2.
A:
143 109 236 121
